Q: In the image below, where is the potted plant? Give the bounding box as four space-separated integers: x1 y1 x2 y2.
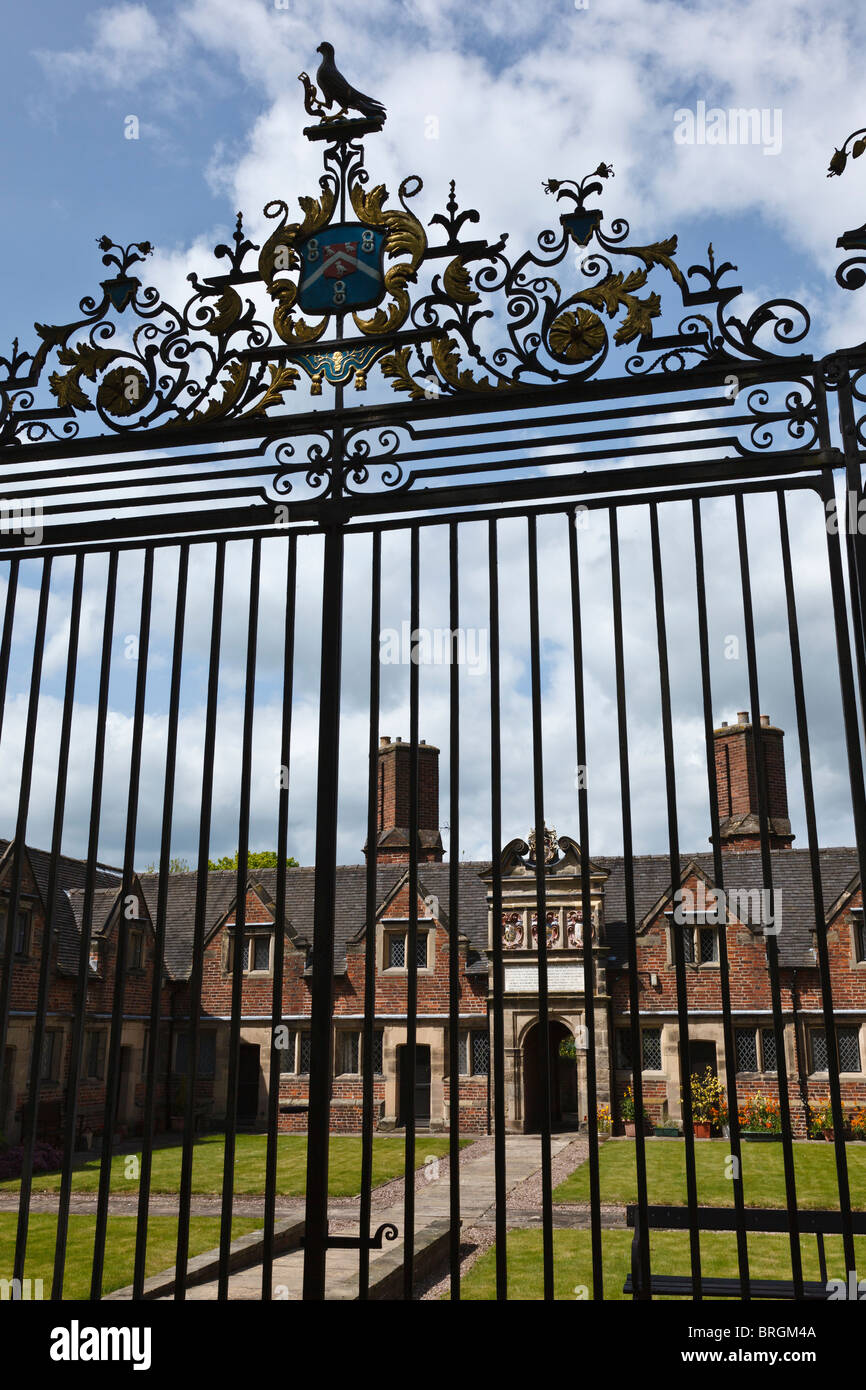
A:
810 1098 841 1141
620 1085 649 1137
690 1067 725 1139
738 1093 784 1141
849 1105 866 1142
710 1097 729 1138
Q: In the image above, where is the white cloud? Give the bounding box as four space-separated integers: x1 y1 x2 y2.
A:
9 0 866 869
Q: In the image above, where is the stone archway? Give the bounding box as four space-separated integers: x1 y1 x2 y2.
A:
522 1020 579 1133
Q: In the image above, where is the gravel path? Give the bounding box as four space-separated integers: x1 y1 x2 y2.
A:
504 1135 588 1208
417 1225 497 1300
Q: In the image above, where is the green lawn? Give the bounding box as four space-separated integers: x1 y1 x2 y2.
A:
458 1228 866 1300
1 1133 468 1198
0 1213 261 1299
554 1138 866 1209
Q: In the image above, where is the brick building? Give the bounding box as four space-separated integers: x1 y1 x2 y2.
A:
1 716 865 1144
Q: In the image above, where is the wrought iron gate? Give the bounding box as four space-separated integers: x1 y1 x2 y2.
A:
2 68 866 1304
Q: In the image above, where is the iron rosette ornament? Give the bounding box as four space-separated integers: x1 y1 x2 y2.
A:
381 162 813 402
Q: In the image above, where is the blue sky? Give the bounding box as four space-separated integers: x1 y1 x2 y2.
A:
3 0 866 349
2 1 866 872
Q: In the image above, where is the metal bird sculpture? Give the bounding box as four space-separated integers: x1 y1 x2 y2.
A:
314 42 386 124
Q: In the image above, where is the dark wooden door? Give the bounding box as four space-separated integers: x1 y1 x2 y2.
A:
238 1043 260 1124
398 1045 431 1126
690 1040 718 1077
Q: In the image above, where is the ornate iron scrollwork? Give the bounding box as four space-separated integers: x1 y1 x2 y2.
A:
0 42 844 505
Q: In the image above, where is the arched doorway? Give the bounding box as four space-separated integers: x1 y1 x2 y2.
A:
523 1020 579 1132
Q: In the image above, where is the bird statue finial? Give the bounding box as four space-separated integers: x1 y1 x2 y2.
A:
298 42 386 127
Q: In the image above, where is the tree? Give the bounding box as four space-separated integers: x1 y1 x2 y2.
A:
141 855 191 874
207 850 298 871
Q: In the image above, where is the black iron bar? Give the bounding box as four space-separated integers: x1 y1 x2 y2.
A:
175 541 226 1298
0 559 20 752
836 372 866 742
777 491 856 1278
52 549 118 1300
134 543 189 1298
90 546 154 1299
448 521 461 1299
0 557 52 1108
218 538 261 1299
358 531 381 1300
13 554 84 1287
608 508 651 1299
487 519 508 1301
302 522 345 1300
648 501 702 1298
734 492 804 1298
526 515 555 1300
262 534 298 1299
402 523 421 1300
567 508 603 1297
691 498 750 1298
820 470 866 904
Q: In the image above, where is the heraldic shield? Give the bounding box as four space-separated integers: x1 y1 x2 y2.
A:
296 222 387 316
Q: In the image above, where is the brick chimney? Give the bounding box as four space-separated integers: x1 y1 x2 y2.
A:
712 712 794 851
365 736 444 864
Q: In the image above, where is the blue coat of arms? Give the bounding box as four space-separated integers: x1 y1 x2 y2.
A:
296 223 386 315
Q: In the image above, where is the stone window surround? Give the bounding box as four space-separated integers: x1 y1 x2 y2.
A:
613 1024 665 1074
454 1026 491 1078
333 1026 384 1078
38 1025 64 1085
173 1028 217 1078
127 926 145 972
808 1021 863 1076
84 1026 107 1080
277 1027 311 1075
378 916 435 975
0 901 33 958
663 911 721 970
850 908 866 967
733 1022 778 1075
224 926 274 977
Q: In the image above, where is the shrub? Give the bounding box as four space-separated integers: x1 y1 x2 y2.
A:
690 1067 726 1124
809 1097 842 1136
0 1142 63 1181
620 1086 648 1125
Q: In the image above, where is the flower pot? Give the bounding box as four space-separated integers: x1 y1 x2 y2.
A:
693 1121 712 1139
624 1121 637 1137
823 1129 835 1142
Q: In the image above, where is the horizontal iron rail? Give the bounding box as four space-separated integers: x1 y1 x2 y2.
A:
0 452 840 559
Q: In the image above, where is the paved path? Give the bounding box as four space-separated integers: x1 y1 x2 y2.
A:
175 1134 580 1300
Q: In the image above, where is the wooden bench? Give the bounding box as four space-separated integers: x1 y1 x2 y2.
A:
623 1204 866 1300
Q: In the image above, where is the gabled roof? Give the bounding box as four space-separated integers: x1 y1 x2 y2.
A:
0 837 122 974
599 847 862 968
134 861 493 979
2 835 862 981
